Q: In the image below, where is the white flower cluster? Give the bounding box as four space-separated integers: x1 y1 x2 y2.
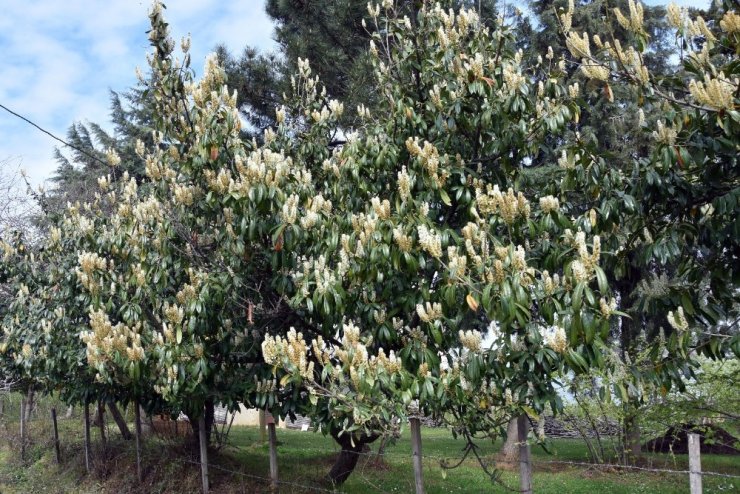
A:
540 270 561 296
560 0 575 32
393 225 413 252
282 194 299 225
293 255 338 296
81 308 145 370
667 307 689 332
652 120 677 146
262 328 314 379
539 195 560 214
406 137 445 187
435 4 479 48
459 329 482 353
397 166 412 202
371 196 391 220
300 194 333 229
416 301 443 323
447 246 468 279
720 10 740 34
558 150 578 170
539 325 568 354
689 73 738 112
133 196 163 224
461 222 489 272
600 297 617 317
567 230 601 283
417 224 442 258
76 252 108 294
502 59 526 94
613 0 644 34
475 183 530 225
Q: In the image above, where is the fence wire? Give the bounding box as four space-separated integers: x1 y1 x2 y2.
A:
173 456 338 493
224 439 740 480
1 397 738 494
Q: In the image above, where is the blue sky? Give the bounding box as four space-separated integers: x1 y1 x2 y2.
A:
0 0 710 188
0 1 276 187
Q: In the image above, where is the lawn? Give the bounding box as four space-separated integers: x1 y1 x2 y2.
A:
0 415 738 493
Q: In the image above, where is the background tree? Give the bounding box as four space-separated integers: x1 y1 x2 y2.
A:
558 0 739 459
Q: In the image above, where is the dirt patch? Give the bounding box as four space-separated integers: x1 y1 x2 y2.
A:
644 424 739 455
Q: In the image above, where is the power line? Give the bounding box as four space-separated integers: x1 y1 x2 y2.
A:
0 102 110 169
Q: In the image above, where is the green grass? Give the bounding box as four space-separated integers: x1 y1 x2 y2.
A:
224 426 740 494
0 420 738 493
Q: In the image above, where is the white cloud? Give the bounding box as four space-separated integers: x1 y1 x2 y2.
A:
644 0 711 7
0 0 275 187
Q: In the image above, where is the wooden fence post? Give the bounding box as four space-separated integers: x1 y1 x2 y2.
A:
19 396 26 460
51 407 61 464
84 401 91 473
517 415 533 494
259 409 267 443
267 415 279 490
689 433 702 494
410 417 425 494
135 402 143 482
199 414 209 494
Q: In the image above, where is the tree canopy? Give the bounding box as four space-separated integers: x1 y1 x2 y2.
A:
0 0 737 486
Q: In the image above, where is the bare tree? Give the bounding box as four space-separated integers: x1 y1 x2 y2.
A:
0 159 38 238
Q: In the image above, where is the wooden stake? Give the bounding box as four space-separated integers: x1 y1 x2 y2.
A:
51 407 61 464
83 401 91 473
19 396 26 460
410 417 424 494
199 414 209 493
135 402 143 482
517 415 532 494
689 433 702 494
259 409 267 443
268 422 279 490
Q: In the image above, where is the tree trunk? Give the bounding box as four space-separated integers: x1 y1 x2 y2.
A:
189 400 215 445
617 283 643 463
328 429 379 485
107 401 133 440
497 417 520 463
623 413 641 463
92 404 102 426
24 389 35 422
98 401 107 447
517 415 532 494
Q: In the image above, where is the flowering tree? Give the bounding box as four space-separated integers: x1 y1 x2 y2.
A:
557 0 739 455
260 1 618 483
0 1 736 488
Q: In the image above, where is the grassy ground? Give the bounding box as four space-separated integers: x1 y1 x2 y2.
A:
0 414 738 493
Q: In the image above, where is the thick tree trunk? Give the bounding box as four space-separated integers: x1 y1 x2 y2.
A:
107 402 133 440
188 400 215 445
497 417 520 463
328 429 379 485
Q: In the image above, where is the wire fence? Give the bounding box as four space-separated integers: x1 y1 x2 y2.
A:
0 394 738 493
